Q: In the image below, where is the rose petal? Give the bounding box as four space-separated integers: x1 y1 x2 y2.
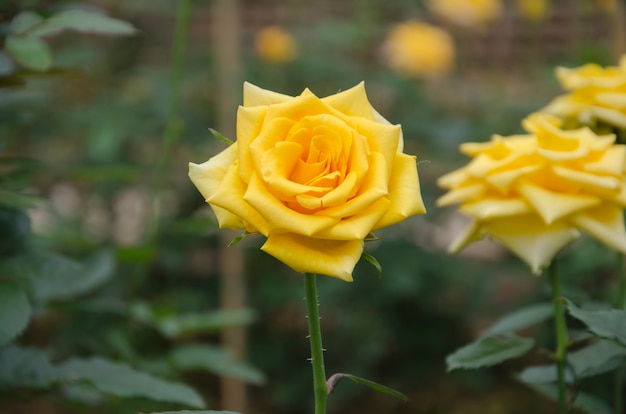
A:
552 165 621 190
374 152 426 229
243 82 293 106
449 219 483 253
518 181 601 224
485 215 580 274
436 183 485 206
244 172 337 236
208 165 270 235
460 198 531 220
261 233 363 281
321 81 376 120
570 204 626 253
236 105 269 180
315 198 391 240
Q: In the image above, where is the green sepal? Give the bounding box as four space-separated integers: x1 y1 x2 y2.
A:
209 128 234 146
229 231 253 246
326 372 408 402
362 252 382 276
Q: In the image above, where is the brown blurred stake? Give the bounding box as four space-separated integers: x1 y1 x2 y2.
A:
615 0 626 58
211 0 246 412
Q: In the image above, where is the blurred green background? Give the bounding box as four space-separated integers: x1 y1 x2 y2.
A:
1 0 623 413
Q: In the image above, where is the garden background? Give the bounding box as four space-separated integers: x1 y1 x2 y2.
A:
1 0 624 413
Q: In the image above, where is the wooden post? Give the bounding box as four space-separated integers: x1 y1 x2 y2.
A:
210 0 246 412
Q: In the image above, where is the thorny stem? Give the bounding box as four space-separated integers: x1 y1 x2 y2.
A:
549 260 569 414
304 273 327 414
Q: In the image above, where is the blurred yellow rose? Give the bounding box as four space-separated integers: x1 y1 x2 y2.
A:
427 0 502 28
437 113 626 273
254 26 297 63
382 20 455 79
542 56 626 129
516 0 550 23
189 82 426 281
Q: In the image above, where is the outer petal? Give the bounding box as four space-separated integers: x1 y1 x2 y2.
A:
314 198 391 240
374 153 426 230
243 82 293 106
208 165 270 235
517 181 600 224
570 204 626 253
460 198 531 220
484 215 580 274
321 81 376 120
261 233 363 281
237 105 268 180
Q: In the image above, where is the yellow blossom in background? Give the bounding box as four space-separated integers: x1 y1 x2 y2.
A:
189 82 426 281
382 20 455 79
254 26 297 63
596 0 617 13
426 0 502 28
516 0 550 23
542 56 626 129
437 113 626 273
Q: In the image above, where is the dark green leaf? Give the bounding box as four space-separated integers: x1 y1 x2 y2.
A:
0 189 47 209
29 10 136 37
326 373 408 402
229 231 252 246
362 253 382 276
130 302 255 338
525 383 611 414
170 345 265 385
567 301 626 346
0 282 30 346
10 11 43 35
0 250 115 303
446 336 534 371
482 303 553 337
5 35 52 71
518 339 626 384
0 345 57 388
209 128 234 145
56 357 204 408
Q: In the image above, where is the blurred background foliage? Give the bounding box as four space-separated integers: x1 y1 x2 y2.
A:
0 0 624 413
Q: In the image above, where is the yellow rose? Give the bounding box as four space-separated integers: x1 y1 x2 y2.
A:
382 20 455 79
437 113 626 273
542 56 626 129
516 0 550 23
189 82 426 281
426 0 502 28
254 26 297 64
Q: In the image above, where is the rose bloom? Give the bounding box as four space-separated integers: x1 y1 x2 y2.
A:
254 26 297 64
426 0 502 28
382 20 455 79
542 56 626 129
437 113 626 273
189 82 426 281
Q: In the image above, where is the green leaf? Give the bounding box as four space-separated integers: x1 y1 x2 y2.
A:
130 302 255 338
56 357 204 408
209 128 234 145
170 345 265 385
10 11 43 35
0 189 47 209
362 253 382 276
229 231 253 246
0 345 57 388
446 336 534 371
567 301 626 346
525 383 611 414
482 303 553 337
0 250 115 303
0 282 30 346
29 10 136 37
326 373 408 402
5 35 52 71
518 339 626 384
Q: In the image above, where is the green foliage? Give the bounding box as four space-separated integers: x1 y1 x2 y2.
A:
361 253 382 276
446 336 535 371
481 303 553 337
149 411 241 414
524 383 612 414
326 373 408 402
567 301 626 346
0 282 30 346
5 35 52 71
209 128 234 146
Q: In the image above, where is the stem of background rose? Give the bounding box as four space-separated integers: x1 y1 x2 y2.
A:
614 252 625 414
304 273 328 414
549 260 569 414
148 0 192 241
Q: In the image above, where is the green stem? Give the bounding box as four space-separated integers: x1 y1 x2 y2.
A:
304 273 327 414
149 0 192 240
614 252 625 414
549 260 569 413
